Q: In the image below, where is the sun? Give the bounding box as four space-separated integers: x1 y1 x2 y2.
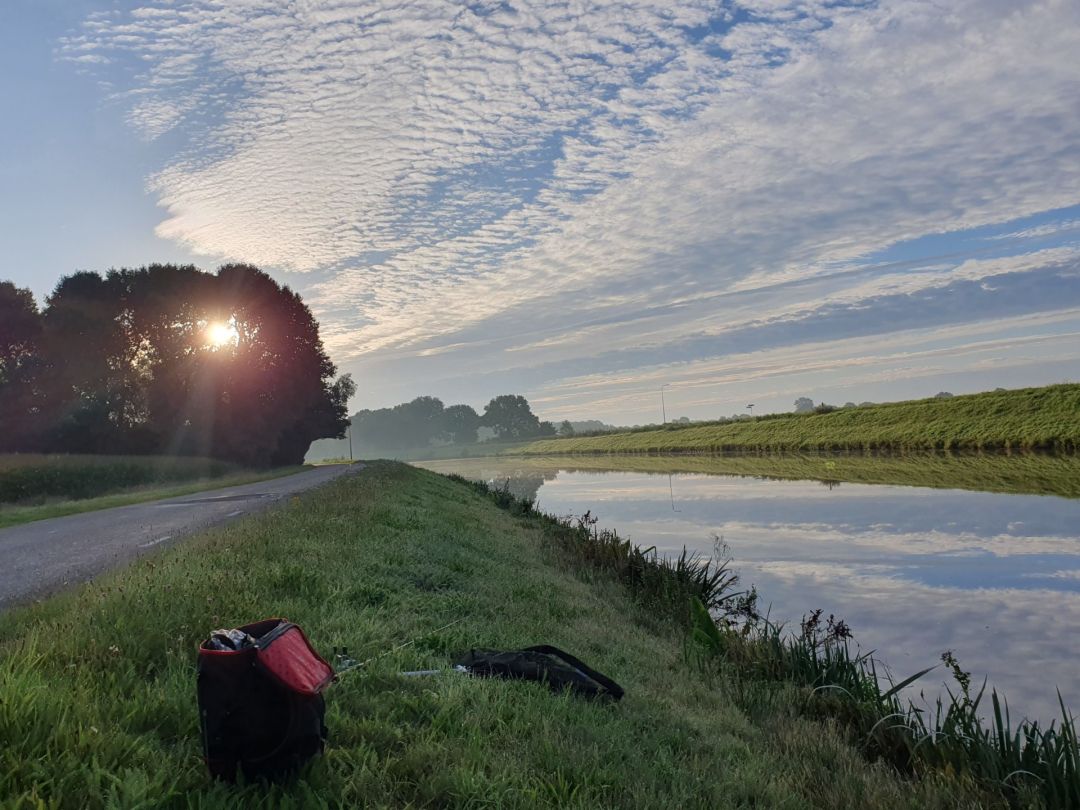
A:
206 320 238 348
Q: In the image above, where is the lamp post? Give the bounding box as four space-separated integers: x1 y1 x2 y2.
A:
746 404 754 417
660 384 670 424
347 422 354 461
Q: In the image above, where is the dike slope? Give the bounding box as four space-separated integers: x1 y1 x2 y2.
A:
518 384 1080 456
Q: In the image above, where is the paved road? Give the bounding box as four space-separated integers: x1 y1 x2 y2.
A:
0 464 361 611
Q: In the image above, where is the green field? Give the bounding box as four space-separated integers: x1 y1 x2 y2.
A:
517 384 1080 456
0 455 303 529
0 462 1001 809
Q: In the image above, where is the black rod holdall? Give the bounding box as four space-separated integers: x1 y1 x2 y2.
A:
454 645 624 701
197 618 334 781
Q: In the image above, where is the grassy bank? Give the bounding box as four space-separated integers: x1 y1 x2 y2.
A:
517 384 1080 456
0 462 992 808
423 452 1080 500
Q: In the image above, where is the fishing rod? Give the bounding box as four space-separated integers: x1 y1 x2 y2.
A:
332 617 464 677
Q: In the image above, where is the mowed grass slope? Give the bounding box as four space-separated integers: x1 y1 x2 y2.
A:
0 462 983 809
518 384 1080 455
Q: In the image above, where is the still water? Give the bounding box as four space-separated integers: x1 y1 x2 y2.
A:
415 455 1080 723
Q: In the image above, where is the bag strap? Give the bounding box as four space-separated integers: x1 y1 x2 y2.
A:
522 645 624 701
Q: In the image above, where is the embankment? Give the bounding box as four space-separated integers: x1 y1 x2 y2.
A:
517 384 1080 456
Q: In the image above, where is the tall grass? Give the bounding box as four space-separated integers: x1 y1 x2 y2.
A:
465 475 1080 808
0 454 237 504
516 384 1080 456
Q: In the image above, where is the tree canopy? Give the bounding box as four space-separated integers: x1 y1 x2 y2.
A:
308 393 555 459
0 265 350 465
481 395 555 440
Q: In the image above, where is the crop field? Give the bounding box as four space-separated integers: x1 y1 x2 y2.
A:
0 454 238 504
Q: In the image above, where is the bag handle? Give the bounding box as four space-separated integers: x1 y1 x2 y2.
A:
522 645 624 701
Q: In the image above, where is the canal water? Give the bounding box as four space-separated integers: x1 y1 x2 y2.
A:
415 455 1080 724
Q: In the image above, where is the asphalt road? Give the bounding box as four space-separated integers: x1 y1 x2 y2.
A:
0 464 361 612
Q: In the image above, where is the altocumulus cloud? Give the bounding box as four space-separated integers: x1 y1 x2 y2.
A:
62 0 1080 416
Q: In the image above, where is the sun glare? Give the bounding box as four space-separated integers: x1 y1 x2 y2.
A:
206 321 238 348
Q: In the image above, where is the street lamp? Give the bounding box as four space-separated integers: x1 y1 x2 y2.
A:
347 422 354 461
660 384 670 424
746 403 754 417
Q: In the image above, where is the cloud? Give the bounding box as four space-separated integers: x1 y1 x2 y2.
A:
62 0 1080 413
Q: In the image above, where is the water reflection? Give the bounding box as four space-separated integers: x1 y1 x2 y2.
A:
415 456 1080 723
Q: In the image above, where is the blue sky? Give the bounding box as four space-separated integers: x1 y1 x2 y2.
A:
2 0 1079 423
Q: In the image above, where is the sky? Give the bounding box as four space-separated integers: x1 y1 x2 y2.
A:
2 0 1079 425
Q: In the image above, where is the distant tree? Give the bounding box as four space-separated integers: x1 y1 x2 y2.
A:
844 402 856 408
538 420 556 437
934 391 954 398
441 403 480 444
794 397 815 413
569 419 614 434
813 403 837 414
858 401 876 407
482 394 543 439
558 419 576 437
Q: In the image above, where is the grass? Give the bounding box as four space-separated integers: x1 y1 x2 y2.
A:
425 452 1080 500
0 467 306 530
0 461 996 809
516 384 1080 456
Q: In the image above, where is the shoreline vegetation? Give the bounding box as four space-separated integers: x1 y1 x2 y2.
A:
0 454 304 530
1 462 1075 807
514 384 1080 457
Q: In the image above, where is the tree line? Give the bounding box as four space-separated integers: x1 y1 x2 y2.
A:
0 265 352 466
344 394 555 456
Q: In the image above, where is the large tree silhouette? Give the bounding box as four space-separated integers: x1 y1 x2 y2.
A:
0 264 350 465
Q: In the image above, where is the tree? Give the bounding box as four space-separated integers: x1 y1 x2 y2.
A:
934 391 954 399
0 282 43 451
794 397 815 413
481 395 542 439
538 420 556 437
441 404 480 444
558 419 575 437
9 264 349 465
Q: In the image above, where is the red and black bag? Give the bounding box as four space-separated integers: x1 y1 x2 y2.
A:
197 618 334 781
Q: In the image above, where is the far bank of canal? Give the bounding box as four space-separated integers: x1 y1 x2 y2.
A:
415 454 1080 724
